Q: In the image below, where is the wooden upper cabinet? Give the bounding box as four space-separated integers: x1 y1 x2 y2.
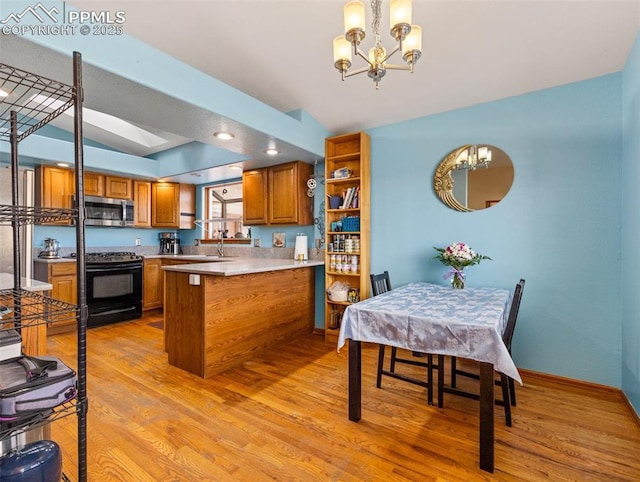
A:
151 182 195 229
268 161 313 225
133 180 152 228
36 166 74 210
105 175 133 199
84 172 105 197
243 161 313 226
242 169 268 225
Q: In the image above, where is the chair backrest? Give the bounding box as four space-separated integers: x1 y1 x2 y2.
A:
502 278 525 351
370 271 392 296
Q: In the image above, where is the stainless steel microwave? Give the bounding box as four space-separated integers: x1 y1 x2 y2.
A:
75 195 134 227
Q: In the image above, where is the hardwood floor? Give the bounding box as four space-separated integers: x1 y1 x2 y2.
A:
45 310 640 481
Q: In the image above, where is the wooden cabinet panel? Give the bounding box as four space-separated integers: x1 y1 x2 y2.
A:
242 169 268 225
36 166 73 209
179 183 196 229
151 182 195 228
34 261 77 335
268 161 313 225
243 161 313 226
105 175 132 199
143 258 163 310
151 182 180 227
84 172 105 197
35 166 73 225
134 180 152 228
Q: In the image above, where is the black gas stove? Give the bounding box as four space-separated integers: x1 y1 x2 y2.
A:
72 251 144 327
68 251 143 264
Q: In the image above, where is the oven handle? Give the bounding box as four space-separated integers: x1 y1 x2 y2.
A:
86 263 143 273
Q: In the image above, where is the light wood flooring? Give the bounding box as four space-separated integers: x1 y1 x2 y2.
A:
44 310 640 481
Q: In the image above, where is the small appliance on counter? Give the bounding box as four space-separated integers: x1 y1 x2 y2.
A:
38 238 60 259
294 234 308 261
159 232 180 255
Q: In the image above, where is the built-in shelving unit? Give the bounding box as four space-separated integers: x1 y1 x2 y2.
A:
324 132 370 343
0 52 88 481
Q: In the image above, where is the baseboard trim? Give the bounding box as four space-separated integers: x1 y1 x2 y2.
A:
621 391 640 429
519 368 619 393
520 368 640 427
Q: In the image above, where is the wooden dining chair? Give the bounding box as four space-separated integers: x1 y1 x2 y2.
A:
372 271 437 405
437 279 525 427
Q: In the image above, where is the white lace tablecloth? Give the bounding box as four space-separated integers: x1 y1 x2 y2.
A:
337 282 521 383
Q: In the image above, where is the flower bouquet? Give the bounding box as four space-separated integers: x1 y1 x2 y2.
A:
433 242 491 289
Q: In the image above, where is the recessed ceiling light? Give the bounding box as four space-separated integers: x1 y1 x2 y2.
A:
213 131 235 140
229 165 243 171
56 162 69 167
0 89 8 98
264 148 279 156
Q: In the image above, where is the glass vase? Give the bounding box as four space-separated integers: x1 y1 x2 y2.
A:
451 271 465 289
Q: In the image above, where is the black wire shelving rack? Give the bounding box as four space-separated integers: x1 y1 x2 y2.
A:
0 52 88 482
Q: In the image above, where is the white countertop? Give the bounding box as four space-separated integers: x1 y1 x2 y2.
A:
161 257 324 276
0 273 53 291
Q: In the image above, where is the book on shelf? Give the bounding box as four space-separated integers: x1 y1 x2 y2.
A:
340 186 360 209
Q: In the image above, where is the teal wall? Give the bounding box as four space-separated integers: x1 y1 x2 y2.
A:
621 33 640 416
367 73 623 388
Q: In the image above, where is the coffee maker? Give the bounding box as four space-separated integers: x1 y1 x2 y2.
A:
159 232 180 255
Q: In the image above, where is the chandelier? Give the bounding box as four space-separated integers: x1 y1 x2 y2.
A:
332 0 422 88
452 145 493 171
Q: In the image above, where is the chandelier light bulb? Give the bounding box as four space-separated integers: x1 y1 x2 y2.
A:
344 1 366 33
390 0 412 28
333 36 352 63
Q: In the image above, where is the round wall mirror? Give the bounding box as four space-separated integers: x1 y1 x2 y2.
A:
433 144 514 212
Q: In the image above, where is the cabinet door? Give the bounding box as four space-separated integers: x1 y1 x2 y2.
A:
151 182 180 227
105 175 133 199
242 169 268 225
179 183 196 229
143 258 163 310
134 180 152 228
48 263 78 335
37 166 72 209
268 162 298 224
84 172 105 197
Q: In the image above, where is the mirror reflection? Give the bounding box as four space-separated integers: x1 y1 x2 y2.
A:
433 144 514 212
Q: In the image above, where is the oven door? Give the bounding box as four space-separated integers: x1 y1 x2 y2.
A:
86 262 143 326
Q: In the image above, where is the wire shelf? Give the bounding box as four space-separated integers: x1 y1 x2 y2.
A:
0 204 78 226
0 398 81 441
0 63 75 143
0 289 79 330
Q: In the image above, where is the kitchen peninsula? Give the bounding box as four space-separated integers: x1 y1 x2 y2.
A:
161 258 324 378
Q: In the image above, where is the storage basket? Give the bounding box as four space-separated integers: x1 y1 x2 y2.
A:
342 216 360 232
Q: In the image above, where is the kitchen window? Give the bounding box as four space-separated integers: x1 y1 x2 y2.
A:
203 181 250 242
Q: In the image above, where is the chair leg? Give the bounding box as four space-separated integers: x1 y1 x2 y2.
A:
508 377 517 406
390 346 398 372
376 344 385 388
500 373 512 427
451 356 457 388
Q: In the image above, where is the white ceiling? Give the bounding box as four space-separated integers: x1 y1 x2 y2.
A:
9 0 639 183
66 0 639 135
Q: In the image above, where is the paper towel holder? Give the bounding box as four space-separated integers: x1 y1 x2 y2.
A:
294 234 308 261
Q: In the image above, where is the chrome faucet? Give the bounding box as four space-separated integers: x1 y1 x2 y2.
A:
217 234 224 257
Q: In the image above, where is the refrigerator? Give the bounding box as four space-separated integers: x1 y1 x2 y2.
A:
0 163 34 280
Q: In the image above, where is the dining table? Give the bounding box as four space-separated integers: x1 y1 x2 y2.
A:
337 281 520 473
